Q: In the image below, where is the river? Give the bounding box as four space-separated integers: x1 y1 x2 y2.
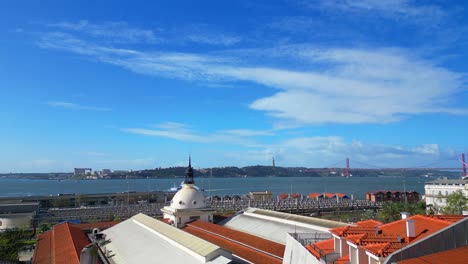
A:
0 176 431 199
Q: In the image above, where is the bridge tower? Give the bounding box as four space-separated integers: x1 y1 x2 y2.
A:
346 158 350 177
462 153 467 178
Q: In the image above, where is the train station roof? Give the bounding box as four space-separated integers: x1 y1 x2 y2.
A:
219 207 348 244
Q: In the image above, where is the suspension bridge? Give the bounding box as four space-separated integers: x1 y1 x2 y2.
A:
322 153 468 177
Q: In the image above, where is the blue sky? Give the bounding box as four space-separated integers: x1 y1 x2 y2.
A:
1 0 468 172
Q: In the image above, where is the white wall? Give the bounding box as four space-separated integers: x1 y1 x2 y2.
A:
283 233 323 264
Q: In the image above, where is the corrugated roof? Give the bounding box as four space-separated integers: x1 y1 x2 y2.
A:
99 213 231 264
222 213 331 244
132 213 222 258
246 208 348 229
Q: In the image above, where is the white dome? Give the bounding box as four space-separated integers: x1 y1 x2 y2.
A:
170 184 207 209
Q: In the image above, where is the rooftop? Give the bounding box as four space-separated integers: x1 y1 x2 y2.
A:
183 220 285 264
33 222 94 264
398 245 468 264
100 213 231 264
330 215 462 257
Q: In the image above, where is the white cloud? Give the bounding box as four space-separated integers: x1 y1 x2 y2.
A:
47 20 159 43
315 0 445 22
38 32 466 125
188 34 241 46
46 101 111 111
123 122 272 146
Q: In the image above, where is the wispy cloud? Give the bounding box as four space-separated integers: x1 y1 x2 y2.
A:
313 0 446 23
47 20 159 43
123 122 272 146
37 27 466 125
47 101 111 111
188 33 241 46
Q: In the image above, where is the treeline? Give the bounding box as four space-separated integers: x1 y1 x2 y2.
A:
108 165 460 179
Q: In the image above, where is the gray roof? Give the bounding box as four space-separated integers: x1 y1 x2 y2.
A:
100 213 231 264
220 208 348 245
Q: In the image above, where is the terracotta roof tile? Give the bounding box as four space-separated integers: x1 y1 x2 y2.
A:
182 220 285 264
308 193 322 199
305 238 334 260
33 221 116 264
32 231 52 264
398 245 468 264
356 219 383 227
335 254 350 264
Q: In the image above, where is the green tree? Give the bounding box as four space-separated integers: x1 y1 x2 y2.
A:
443 191 468 214
378 202 404 223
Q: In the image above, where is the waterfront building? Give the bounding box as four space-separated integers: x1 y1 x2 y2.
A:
424 178 468 212
74 168 92 176
365 190 420 203
249 190 273 201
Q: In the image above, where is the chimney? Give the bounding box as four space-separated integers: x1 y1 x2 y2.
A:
401 212 410 219
406 219 415 241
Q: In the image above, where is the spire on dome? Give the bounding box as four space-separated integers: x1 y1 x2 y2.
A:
184 155 194 184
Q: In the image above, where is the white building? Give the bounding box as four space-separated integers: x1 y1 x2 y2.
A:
424 179 468 212
161 157 215 227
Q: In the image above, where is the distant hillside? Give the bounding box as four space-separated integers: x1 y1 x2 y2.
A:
107 166 460 179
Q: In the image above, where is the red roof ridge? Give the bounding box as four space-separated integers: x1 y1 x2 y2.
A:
185 220 284 259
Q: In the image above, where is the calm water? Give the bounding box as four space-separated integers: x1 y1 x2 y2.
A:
0 176 430 199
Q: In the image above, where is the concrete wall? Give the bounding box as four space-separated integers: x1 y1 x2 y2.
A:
283 233 323 264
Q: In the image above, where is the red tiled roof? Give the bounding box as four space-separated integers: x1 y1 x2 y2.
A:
308 193 322 198
182 220 285 264
425 214 465 223
398 245 468 264
335 254 350 264
328 215 462 257
33 221 117 264
356 219 383 227
305 238 334 260
33 231 52 264
290 193 301 198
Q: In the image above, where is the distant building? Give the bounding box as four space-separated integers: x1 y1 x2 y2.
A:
425 178 468 212
249 190 273 201
366 190 420 203
74 168 92 176
101 169 111 175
